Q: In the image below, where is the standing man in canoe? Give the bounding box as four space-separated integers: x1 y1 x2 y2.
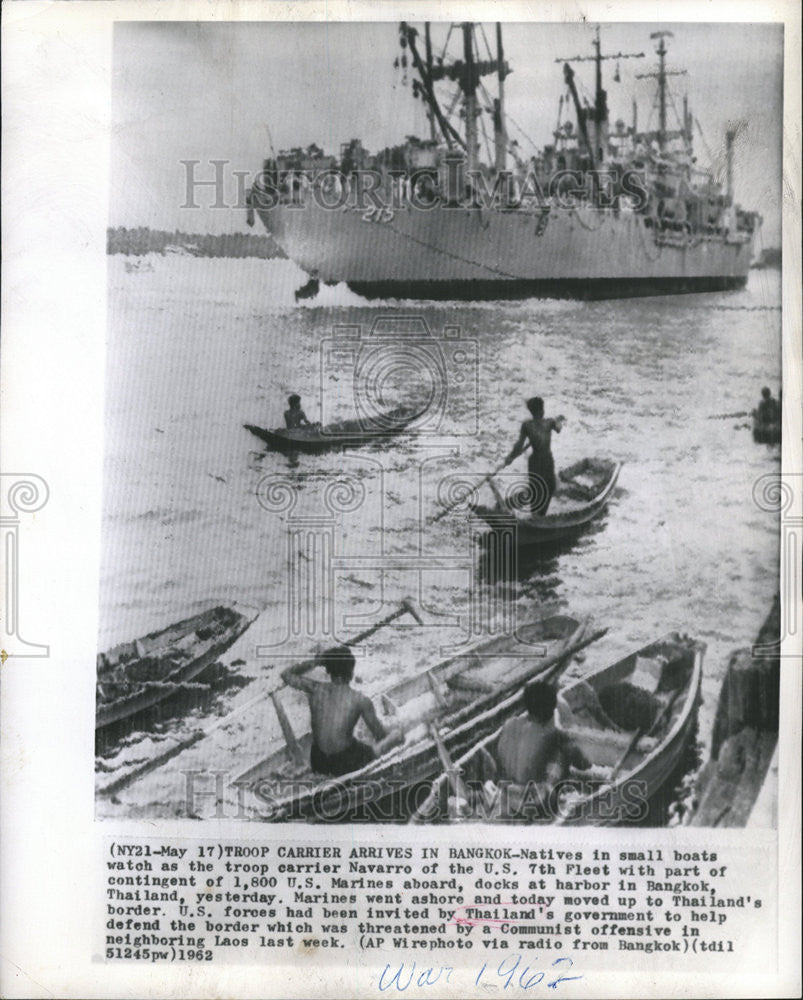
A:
284 394 311 429
282 645 391 777
504 397 566 514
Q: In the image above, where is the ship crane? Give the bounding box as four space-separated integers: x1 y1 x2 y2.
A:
635 31 687 153
555 25 644 164
402 22 510 175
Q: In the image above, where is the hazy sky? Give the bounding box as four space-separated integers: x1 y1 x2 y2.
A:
111 20 783 243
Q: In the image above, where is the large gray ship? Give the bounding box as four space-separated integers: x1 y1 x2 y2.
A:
249 23 761 300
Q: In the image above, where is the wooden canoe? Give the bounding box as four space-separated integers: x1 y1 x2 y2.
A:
414 631 704 826
245 404 420 453
232 614 606 821
472 456 622 546
96 603 259 729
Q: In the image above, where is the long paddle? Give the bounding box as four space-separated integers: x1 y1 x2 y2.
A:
433 443 530 522
409 627 597 825
429 723 470 819
440 622 606 733
707 410 750 420
98 597 423 798
609 683 685 782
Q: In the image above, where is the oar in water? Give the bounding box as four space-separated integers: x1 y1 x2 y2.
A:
98 597 423 798
707 411 750 420
433 443 531 522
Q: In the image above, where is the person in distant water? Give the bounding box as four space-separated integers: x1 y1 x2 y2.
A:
495 680 589 789
504 397 566 514
754 386 780 425
284 394 311 429
281 645 389 777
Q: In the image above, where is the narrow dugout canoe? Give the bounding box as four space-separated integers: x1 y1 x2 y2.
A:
245 404 420 453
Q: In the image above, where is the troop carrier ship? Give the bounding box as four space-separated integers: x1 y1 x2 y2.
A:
249 23 761 301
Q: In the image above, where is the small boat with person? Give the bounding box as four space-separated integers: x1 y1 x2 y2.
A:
96 603 259 729
752 414 781 445
232 604 607 821
471 456 622 547
411 631 704 825
751 386 781 444
245 404 421 453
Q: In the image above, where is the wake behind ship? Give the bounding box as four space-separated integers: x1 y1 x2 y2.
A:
249 24 761 301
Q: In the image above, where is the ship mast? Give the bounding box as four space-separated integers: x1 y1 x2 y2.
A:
593 26 605 162
493 23 508 174
462 23 480 174
556 28 644 163
405 22 508 166
636 32 686 152
424 24 436 144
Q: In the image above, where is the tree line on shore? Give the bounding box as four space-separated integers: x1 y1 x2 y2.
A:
107 226 285 259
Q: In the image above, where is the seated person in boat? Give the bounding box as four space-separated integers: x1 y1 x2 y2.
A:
284 394 311 429
496 680 589 790
754 386 780 425
281 645 389 777
504 397 566 515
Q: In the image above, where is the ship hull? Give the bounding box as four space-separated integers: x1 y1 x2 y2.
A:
258 201 754 300
346 275 746 300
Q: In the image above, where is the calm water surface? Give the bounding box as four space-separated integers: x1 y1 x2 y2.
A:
97 256 781 816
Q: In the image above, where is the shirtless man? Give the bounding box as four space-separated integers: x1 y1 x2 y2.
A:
284 394 311 429
504 397 566 515
496 681 589 787
282 645 388 776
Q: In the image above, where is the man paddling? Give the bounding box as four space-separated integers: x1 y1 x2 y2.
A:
282 645 389 776
496 680 589 790
504 397 566 514
284 394 311 429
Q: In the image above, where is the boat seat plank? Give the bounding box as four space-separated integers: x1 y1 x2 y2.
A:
446 674 493 695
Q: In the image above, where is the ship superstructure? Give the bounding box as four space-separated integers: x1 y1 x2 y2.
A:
249 24 760 300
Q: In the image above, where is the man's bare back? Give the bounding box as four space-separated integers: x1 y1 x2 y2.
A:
281 646 388 775
305 681 382 754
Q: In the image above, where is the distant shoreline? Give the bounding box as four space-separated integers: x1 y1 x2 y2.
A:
107 226 286 259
